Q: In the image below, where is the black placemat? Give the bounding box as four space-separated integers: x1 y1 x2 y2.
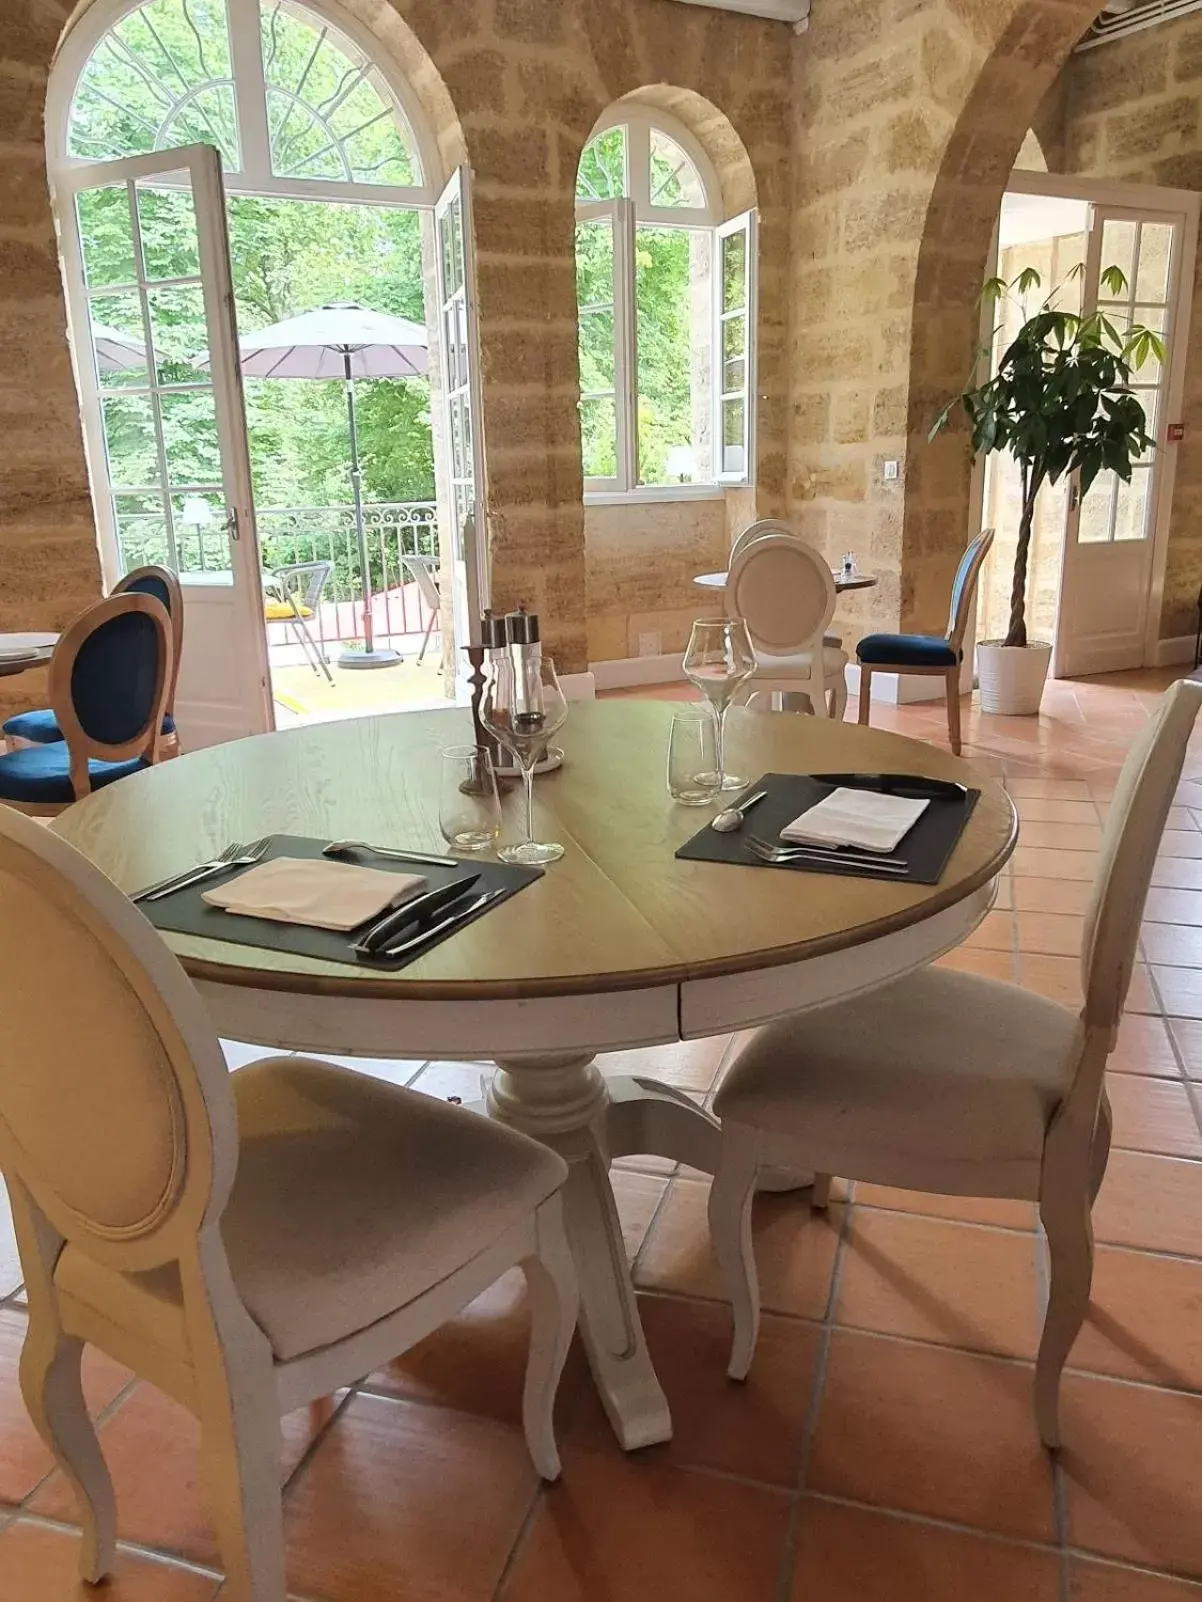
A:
139 835 541 968
675 773 980 884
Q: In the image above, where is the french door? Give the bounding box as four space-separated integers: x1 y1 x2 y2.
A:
57 143 271 748
434 165 489 683
1056 204 1189 676
976 176 1198 679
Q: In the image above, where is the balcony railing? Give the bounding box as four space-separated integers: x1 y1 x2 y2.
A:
116 501 441 649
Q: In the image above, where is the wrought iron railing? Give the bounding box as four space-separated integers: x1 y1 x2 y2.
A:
116 501 440 646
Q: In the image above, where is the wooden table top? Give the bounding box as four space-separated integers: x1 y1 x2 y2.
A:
52 702 1017 1003
693 571 877 592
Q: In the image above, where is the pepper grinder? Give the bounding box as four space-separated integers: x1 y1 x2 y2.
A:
506 605 549 764
465 609 513 791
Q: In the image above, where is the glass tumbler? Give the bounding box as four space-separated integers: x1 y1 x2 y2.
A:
439 745 502 852
667 708 722 805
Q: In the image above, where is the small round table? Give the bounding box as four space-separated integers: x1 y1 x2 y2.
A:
0 633 57 677
53 703 1016 1451
694 569 878 593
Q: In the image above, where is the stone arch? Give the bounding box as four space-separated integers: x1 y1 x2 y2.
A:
901 0 1106 632
1015 128 1049 172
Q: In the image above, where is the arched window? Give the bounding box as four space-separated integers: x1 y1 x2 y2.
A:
574 108 756 497
58 0 432 198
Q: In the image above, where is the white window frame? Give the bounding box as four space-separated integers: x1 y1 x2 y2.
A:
574 106 757 502
715 208 757 486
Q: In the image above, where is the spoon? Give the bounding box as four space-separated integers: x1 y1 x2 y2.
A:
711 789 767 834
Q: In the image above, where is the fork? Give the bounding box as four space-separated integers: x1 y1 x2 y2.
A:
745 836 909 875
136 837 272 902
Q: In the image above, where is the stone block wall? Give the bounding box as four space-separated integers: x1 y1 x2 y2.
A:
2 0 1107 709
1040 14 1202 643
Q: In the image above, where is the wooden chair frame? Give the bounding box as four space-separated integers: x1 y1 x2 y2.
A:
725 532 847 719
6 591 172 818
857 528 994 756
0 806 578 1600
709 678 1202 1449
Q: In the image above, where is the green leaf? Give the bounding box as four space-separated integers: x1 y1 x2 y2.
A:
980 276 1007 304
1100 264 1129 297
1014 266 1042 296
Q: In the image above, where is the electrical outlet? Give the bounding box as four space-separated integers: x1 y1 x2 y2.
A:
637 631 662 657
883 459 901 482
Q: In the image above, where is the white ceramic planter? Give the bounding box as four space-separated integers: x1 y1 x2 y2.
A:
976 640 1052 716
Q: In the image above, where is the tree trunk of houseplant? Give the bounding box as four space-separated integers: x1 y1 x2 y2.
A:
977 462 1053 715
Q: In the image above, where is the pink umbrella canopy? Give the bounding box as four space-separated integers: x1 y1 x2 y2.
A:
233 302 428 379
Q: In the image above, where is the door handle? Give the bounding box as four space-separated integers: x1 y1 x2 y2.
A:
1068 482 1081 511
224 508 240 542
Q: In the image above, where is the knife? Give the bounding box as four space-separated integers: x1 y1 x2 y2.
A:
353 873 481 956
809 772 968 802
358 888 503 966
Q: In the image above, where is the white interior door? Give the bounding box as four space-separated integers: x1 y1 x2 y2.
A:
434 166 489 679
1056 205 1190 677
58 143 271 749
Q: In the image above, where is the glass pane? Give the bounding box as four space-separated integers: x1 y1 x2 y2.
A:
261 0 419 186
580 395 617 479
635 226 705 485
148 286 208 378
723 356 745 394
171 490 228 570
722 398 746 476
576 126 627 202
722 228 747 314
649 130 706 209
578 309 615 393
1135 388 1159 448
78 186 136 288
137 183 200 281
1135 222 1174 304
1114 469 1151 542
1100 219 1137 290
103 393 159 489
68 0 240 170
575 218 614 307
88 294 148 388
1078 471 1117 544
160 387 221 485
115 493 172 570
723 314 745 363
449 395 466 479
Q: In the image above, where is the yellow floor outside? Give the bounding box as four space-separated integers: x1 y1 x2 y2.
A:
270 655 448 724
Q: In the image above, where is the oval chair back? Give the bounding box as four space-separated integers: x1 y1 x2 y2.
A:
0 803 236 1278
116 566 183 741
945 527 994 652
50 592 172 799
729 518 801 565
725 533 837 660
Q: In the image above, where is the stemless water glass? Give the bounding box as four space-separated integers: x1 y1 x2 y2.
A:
439 745 502 852
666 708 721 805
482 654 569 865
682 616 757 791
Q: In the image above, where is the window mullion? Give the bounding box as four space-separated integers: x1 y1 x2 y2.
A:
227 0 272 183
615 196 638 493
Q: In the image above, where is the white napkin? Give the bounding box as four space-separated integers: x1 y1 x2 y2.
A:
781 787 929 854
203 856 426 931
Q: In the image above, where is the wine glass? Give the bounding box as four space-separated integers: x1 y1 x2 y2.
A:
682 617 756 792
439 745 502 852
482 653 569 865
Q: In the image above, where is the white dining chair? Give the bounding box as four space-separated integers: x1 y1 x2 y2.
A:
0 806 578 1601
725 532 848 718
729 519 843 650
707 678 1202 1448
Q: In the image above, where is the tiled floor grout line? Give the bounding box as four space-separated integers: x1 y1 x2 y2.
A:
769 1186 855 1602
488 1475 549 1602
279 1385 360 1498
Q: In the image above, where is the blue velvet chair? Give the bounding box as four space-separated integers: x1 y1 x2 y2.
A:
0 591 172 816
856 528 994 756
3 566 182 756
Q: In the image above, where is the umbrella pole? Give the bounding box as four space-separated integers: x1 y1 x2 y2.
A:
338 348 400 670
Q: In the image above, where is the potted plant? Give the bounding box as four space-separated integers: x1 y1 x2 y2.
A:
931 265 1163 715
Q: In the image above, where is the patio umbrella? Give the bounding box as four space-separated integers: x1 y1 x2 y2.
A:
199 302 429 668
91 321 148 375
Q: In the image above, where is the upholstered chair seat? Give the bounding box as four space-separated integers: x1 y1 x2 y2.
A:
856 633 959 668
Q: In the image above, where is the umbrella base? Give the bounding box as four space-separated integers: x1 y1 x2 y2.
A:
338 646 403 670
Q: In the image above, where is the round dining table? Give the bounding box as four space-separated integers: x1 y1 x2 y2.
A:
53 701 1016 1451
0 632 58 677
694 568 878 593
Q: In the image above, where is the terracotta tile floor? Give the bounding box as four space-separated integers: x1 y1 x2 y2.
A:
4 669 1202 1598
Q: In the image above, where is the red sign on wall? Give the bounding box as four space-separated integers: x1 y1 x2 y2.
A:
1168 423 1185 442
